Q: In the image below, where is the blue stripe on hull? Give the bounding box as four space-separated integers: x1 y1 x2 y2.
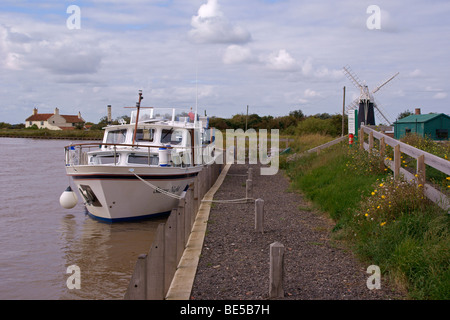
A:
72 172 198 181
87 210 172 223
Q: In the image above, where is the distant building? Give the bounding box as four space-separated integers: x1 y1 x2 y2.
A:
25 108 85 130
394 108 450 140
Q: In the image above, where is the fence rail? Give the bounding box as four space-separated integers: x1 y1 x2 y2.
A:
124 162 223 300
360 125 449 212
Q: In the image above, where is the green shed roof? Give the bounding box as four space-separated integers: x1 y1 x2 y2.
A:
395 113 450 124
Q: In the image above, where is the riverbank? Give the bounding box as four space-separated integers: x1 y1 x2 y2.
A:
0 129 103 140
190 163 406 300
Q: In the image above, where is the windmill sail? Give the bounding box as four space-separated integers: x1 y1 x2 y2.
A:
342 66 398 126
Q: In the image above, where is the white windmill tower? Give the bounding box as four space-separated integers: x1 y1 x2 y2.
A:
343 65 399 126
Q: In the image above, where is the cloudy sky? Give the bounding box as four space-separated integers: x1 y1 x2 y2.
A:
1 0 449 125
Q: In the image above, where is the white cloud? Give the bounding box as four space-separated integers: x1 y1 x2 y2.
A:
304 88 319 98
223 45 253 64
265 49 298 71
409 69 422 77
189 0 251 44
433 92 447 99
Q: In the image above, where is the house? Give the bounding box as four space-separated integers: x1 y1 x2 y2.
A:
25 107 85 130
394 108 450 140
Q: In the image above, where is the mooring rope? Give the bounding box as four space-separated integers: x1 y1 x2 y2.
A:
201 197 255 204
129 168 255 204
129 169 184 200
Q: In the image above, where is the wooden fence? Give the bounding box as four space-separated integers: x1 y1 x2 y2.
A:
286 135 349 162
359 125 449 212
123 162 223 300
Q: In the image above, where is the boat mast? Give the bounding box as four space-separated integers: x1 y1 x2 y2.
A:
132 90 144 145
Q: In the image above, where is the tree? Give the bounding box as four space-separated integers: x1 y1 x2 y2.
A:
396 109 413 121
289 109 305 120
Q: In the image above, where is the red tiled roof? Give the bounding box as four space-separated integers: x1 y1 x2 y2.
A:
25 114 53 121
25 113 84 123
61 115 84 123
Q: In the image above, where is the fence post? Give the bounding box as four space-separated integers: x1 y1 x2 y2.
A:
359 127 364 150
246 179 253 199
417 155 425 186
124 254 147 300
379 137 385 171
255 198 264 233
269 242 284 298
368 131 374 151
394 144 401 180
164 209 177 295
146 223 165 300
248 167 253 181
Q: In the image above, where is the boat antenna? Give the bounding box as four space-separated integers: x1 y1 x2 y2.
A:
194 63 198 127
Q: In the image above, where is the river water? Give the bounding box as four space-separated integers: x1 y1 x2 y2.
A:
0 138 166 300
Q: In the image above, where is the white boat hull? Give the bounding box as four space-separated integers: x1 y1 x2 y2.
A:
66 165 200 222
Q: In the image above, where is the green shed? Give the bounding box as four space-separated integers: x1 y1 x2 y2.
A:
394 112 450 140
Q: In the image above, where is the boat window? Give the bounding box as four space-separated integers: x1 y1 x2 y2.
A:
135 129 154 142
128 154 158 165
106 129 127 144
161 129 183 145
97 155 120 164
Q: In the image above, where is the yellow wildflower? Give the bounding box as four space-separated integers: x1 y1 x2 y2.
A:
380 222 386 227
381 195 386 199
371 192 375 196
379 183 384 187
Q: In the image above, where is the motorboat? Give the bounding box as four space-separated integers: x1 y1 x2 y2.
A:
63 91 217 222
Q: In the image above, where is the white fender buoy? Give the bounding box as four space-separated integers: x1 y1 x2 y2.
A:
159 147 169 167
60 186 78 209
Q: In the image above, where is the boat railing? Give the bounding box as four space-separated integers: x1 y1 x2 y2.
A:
64 142 215 167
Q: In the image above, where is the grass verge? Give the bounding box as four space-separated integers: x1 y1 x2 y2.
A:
282 135 450 299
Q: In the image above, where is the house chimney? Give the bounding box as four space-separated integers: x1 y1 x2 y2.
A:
54 107 59 115
107 105 112 124
415 108 421 115
78 111 82 119
33 108 38 115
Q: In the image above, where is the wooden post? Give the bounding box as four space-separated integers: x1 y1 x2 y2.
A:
187 187 195 229
248 167 253 181
164 209 177 295
146 223 165 300
124 254 147 300
394 144 401 180
359 127 364 150
176 193 186 262
198 168 204 201
193 175 199 214
368 131 373 151
255 198 264 233
246 179 252 199
417 155 425 186
269 242 284 298
379 137 385 171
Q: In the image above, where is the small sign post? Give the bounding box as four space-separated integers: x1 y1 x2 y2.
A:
348 109 358 138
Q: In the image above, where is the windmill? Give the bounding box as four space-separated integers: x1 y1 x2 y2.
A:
343 65 399 126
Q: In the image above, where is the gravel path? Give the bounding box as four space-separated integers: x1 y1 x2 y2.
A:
190 164 406 300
